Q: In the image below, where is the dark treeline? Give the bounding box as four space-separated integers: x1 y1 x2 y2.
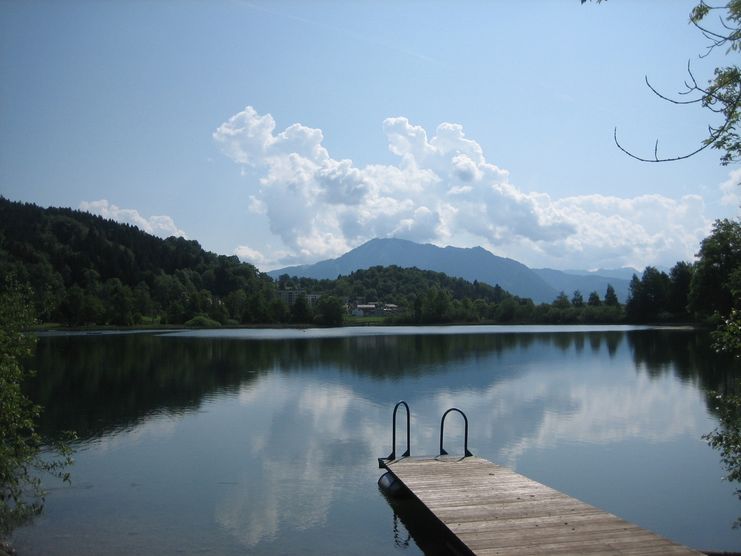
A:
0 198 738 326
625 219 740 324
279 266 624 324
0 198 280 326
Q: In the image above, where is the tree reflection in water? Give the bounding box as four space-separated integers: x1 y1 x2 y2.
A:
27 328 736 444
14 326 741 555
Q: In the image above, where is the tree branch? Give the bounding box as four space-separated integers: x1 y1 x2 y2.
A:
613 85 741 163
645 76 702 105
613 127 714 162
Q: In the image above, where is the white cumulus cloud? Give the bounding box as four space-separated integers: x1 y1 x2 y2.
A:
234 245 267 266
79 200 187 239
720 168 741 207
215 106 716 269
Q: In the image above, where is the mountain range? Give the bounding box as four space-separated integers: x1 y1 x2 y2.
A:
268 238 635 304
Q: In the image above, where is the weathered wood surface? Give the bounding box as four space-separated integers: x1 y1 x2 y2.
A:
385 456 701 556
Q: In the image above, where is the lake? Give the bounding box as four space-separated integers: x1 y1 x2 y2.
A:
10 325 741 554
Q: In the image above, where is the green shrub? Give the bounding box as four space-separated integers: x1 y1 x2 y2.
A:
184 314 222 328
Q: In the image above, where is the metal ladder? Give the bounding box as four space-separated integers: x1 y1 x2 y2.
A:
378 401 473 469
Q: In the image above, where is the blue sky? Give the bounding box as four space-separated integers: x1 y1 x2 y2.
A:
1 0 738 271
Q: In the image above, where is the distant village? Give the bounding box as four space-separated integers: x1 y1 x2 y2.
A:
277 289 399 317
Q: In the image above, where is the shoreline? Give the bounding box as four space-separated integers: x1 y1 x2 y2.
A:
31 320 701 333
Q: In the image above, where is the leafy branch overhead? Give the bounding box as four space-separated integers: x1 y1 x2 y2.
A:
584 0 741 165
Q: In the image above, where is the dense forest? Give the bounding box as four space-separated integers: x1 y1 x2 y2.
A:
276 267 624 324
0 198 738 327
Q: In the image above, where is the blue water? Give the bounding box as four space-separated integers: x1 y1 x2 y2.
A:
11 326 741 554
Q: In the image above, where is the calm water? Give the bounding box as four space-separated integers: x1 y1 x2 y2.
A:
10 325 741 554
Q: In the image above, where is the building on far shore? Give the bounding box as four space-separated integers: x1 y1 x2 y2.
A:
277 291 401 317
277 290 320 306
351 302 400 317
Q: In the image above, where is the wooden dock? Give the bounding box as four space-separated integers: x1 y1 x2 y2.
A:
382 456 701 555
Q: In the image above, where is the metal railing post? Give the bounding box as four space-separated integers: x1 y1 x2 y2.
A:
439 407 473 457
386 401 411 461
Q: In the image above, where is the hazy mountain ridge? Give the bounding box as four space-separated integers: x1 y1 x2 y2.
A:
560 268 641 281
532 268 630 303
268 238 631 303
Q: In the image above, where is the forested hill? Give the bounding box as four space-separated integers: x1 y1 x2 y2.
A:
0 197 275 325
0 197 538 326
4 197 729 327
268 237 560 303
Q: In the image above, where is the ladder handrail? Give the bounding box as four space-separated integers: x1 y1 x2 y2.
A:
386 400 411 460
439 407 473 457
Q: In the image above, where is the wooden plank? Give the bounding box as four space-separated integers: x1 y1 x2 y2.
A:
432 503 603 525
474 538 693 556
448 510 624 533
455 515 642 540
461 525 657 549
385 457 701 555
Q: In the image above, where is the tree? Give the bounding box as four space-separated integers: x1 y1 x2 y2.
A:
642 266 671 314
626 267 671 322
553 291 571 309
704 309 741 525
132 282 154 321
625 275 644 321
0 280 73 537
276 274 294 291
703 383 741 527
224 289 248 322
604 284 620 307
714 308 741 356
314 296 345 326
495 297 517 322
60 285 85 326
290 294 313 324
104 279 134 326
668 261 694 318
267 298 289 323
688 218 741 318
245 294 269 324
413 295 423 323
587 291 602 306
584 1 741 164
571 290 585 308
420 288 452 323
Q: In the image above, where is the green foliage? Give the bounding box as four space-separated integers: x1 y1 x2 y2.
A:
282 265 544 325
714 309 741 356
624 263 699 323
5 197 738 329
704 317 741 525
290 294 313 324
668 261 694 318
702 391 740 482
552 291 571 309
0 198 278 326
314 296 345 326
690 1 741 165
0 280 74 537
626 267 671 322
183 315 222 328
689 219 741 319
604 284 619 307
